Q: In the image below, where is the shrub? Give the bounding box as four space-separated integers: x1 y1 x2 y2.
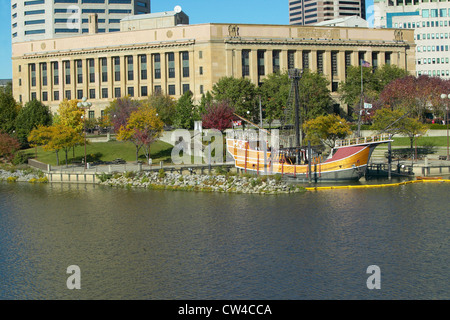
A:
12 151 30 166
158 168 166 179
97 173 113 182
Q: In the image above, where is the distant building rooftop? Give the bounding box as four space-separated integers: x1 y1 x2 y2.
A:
314 16 368 28
120 10 189 31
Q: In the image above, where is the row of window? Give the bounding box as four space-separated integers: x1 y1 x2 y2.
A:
394 19 450 29
416 32 450 40
417 44 449 52
241 49 391 80
29 83 191 104
27 53 191 88
422 9 450 18
417 70 450 77
416 57 450 64
14 0 137 5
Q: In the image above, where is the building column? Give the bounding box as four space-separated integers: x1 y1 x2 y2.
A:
337 51 346 83
250 50 258 84
323 50 332 83
310 50 318 73
234 49 242 78
280 49 288 72
175 51 181 96
265 50 273 76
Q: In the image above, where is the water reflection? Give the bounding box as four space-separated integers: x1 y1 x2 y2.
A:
0 182 449 299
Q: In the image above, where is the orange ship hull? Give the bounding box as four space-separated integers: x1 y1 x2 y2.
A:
226 136 392 182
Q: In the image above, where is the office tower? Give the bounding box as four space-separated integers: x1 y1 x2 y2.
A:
11 0 151 43
289 0 366 25
374 0 450 79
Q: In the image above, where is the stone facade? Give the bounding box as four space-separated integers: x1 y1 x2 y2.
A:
12 23 416 118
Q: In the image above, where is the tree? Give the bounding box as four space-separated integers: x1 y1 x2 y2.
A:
0 85 19 134
298 70 333 121
104 96 141 132
259 71 290 128
144 92 176 126
211 76 258 121
117 106 164 163
48 124 84 167
339 64 409 115
0 132 21 162
57 99 84 132
380 75 450 121
201 101 235 133
303 114 352 149
15 99 52 148
371 108 428 155
174 91 196 129
28 124 83 166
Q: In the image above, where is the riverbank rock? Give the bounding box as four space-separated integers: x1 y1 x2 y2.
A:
98 171 306 195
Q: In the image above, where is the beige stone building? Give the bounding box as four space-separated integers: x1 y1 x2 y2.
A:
12 13 416 119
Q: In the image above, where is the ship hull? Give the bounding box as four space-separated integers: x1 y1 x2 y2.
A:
226 138 388 182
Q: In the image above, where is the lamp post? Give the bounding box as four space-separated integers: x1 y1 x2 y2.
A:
440 93 449 161
77 97 92 169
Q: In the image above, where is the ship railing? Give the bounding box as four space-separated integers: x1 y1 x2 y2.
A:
335 134 392 148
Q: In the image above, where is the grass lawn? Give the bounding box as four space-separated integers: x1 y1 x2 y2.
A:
391 136 449 147
25 139 174 166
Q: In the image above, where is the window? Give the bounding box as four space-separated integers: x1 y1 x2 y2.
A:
65 61 71 85
114 57 120 81
89 59 95 83
127 87 134 97
242 50 250 76
89 89 95 99
65 90 71 100
182 84 190 94
42 91 48 102
331 51 338 76
114 87 121 98
102 88 108 98
41 63 47 86
76 60 83 84
372 52 378 70
345 51 352 77
288 50 295 69
199 66 203 75
302 51 310 70
52 62 59 86
140 55 147 80
30 64 36 87
385 52 391 65
167 53 175 78
141 86 148 97
317 51 324 74
181 51 189 78
154 85 161 94
53 91 59 101
101 58 107 82
127 56 134 81
153 54 161 79
168 85 175 95
272 50 280 73
88 110 95 120
257 50 265 76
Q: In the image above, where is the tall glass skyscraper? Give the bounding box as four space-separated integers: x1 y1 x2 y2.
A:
11 0 151 43
289 0 366 25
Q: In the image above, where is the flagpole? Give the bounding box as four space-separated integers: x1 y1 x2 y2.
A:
357 59 363 138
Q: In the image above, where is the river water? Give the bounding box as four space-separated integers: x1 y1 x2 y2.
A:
0 181 448 300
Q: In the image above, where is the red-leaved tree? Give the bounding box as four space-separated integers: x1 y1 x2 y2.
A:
380 75 450 121
201 101 236 132
0 132 21 162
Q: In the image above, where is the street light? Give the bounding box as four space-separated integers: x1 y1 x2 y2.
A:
440 93 449 161
77 97 92 169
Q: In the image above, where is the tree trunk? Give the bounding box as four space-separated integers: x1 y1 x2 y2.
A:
56 150 59 166
136 144 139 163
